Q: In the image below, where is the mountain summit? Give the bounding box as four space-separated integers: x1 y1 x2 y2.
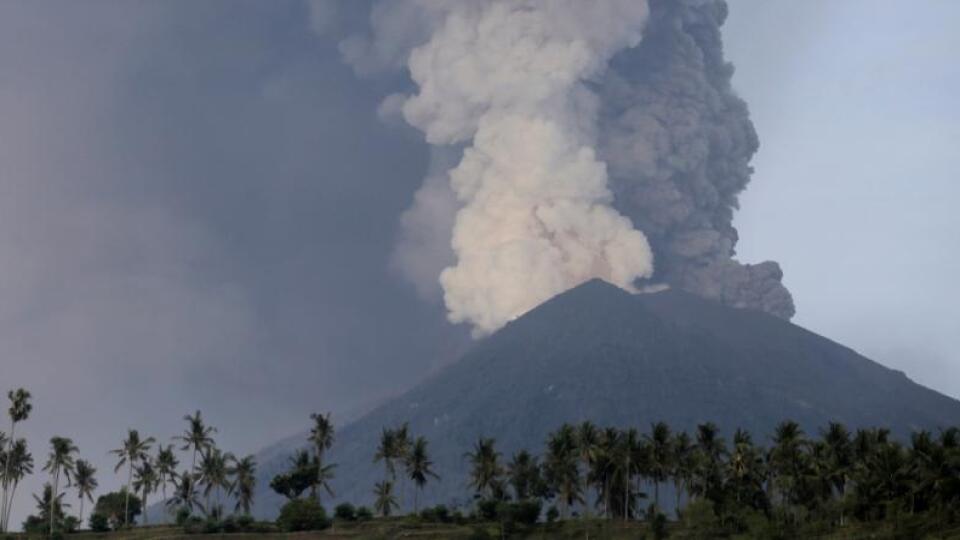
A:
251 279 960 516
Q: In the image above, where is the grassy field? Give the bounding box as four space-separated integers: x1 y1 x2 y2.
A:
9 518 960 540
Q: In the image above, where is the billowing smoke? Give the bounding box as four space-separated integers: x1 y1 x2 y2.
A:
599 0 795 319
319 0 795 334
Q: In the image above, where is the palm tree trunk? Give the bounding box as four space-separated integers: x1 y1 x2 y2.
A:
125 463 132 527
143 488 149 525
50 467 59 536
1 420 15 532
79 495 85 527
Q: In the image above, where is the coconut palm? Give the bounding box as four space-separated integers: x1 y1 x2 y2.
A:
545 424 582 519
822 422 852 524
374 428 398 481
73 459 98 525
507 450 541 501
176 411 216 470
154 445 179 522
373 481 398 517
111 429 155 527
646 421 672 510
197 447 234 517
132 459 157 525
167 471 201 516
43 436 78 534
465 437 502 500
32 483 69 534
405 436 439 512
1 388 31 533
0 438 33 531
769 420 806 508
308 413 334 503
230 455 257 515
672 431 693 511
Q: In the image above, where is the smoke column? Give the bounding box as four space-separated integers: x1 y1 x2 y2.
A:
320 0 795 334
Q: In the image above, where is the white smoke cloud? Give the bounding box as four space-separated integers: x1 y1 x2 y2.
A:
391 0 655 335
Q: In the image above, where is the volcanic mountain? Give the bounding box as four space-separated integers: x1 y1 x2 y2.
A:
249 279 960 517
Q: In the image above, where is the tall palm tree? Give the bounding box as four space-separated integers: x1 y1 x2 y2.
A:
576 421 600 514
308 413 334 503
465 437 502 500
646 421 672 510
43 437 78 534
374 428 398 481
591 427 620 518
1 439 33 530
33 483 69 533
373 481 397 517
545 425 582 519
132 459 157 525
672 431 694 511
230 455 257 516
769 420 805 508
405 436 439 512
166 471 201 516
1 388 31 533
154 445 179 522
111 429 155 527
197 447 235 517
73 459 98 526
822 422 852 525
507 450 541 501
176 411 216 470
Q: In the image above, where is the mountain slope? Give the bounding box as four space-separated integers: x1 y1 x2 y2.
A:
251 279 960 517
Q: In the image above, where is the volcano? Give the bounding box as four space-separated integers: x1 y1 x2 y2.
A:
250 279 960 517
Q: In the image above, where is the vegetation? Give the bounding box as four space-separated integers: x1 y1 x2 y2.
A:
1 385 960 538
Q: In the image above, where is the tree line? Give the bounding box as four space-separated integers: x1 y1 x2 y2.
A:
4 384 960 537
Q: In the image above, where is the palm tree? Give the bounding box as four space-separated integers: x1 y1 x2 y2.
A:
769 420 805 508
197 447 233 517
43 436 78 534
33 483 69 533
1 388 31 533
591 427 620 518
176 411 216 470
308 413 335 504
73 459 98 526
576 421 600 514
373 481 398 517
1 439 33 530
545 424 582 519
230 456 257 515
822 422 852 525
154 445 179 522
507 450 541 501
374 428 398 481
166 471 201 516
465 437 502 500
111 429 155 527
133 459 157 525
672 431 694 511
405 436 439 512
646 421 672 510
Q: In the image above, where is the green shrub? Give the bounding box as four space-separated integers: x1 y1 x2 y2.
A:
276 498 330 532
89 513 110 532
356 506 374 521
175 507 192 526
545 505 560 524
334 502 357 521
236 514 255 529
477 499 499 521
420 504 451 523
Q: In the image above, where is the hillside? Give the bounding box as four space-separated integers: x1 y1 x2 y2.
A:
250 279 960 518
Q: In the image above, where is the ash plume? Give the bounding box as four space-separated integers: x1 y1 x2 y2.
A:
319 0 795 334
598 0 795 319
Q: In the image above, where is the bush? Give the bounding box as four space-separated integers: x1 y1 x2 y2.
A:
356 506 374 521
182 516 206 534
276 498 330 532
175 507 192 526
477 499 499 521
334 502 357 521
89 513 110 532
545 505 559 523
420 504 451 523
236 514 255 529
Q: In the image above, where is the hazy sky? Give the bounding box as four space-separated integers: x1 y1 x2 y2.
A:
1 0 958 529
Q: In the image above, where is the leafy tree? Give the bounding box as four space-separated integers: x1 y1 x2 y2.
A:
73 459 98 525
92 490 142 530
276 497 329 531
111 429 154 527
